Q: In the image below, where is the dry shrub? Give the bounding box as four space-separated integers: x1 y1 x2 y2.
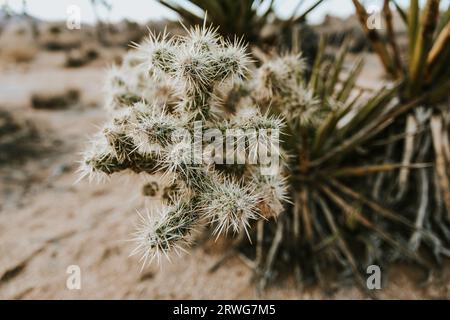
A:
85 47 99 60
64 46 100 68
0 33 38 63
1 43 38 63
64 49 87 68
48 24 63 35
39 26 84 51
0 108 39 164
0 23 39 64
31 89 80 110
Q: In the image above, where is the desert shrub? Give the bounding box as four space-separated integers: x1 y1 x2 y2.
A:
64 46 100 68
48 24 63 35
40 27 83 51
1 43 37 63
0 30 38 64
0 108 40 164
31 89 80 110
85 47 100 60
42 40 79 51
64 50 87 68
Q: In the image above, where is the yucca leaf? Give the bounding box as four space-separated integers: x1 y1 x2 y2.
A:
353 0 449 104
321 184 432 268
312 111 340 156
311 117 392 166
311 85 417 167
314 194 368 291
328 179 417 228
335 57 364 102
408 0 440 96
313 92 369 158
340 87 396 137
329 163 431 177
427 20 450 75
312 89 366 157
383 0 403 78
325 38 349 97
157 0 202 25
436 1 450 33
341 89 364 113
408 0 420 58
391 0 408 25
293 0 326 23
309 36 326 92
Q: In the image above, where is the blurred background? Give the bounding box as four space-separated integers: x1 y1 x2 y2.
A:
0 0 449 299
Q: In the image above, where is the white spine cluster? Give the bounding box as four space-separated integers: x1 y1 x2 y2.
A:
130 202 198 266
200 175 262 237
253 53 339 130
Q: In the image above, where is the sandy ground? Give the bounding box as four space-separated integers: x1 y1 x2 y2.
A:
0 51 449 300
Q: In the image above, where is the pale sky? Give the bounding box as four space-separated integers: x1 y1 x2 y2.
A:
1 0 447 25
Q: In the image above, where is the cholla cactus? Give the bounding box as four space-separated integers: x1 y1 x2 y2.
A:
81 24 287 267
130 202 199 265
